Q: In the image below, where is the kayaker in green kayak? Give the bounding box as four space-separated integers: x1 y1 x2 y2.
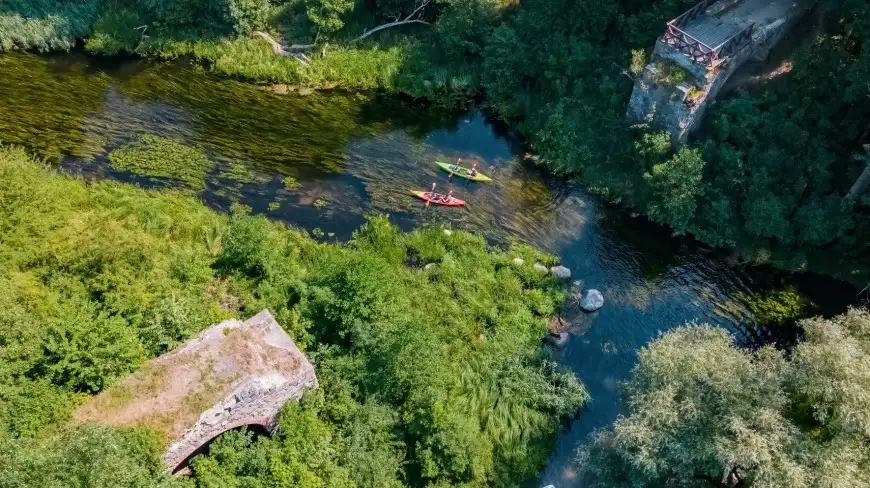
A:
436 159 492 183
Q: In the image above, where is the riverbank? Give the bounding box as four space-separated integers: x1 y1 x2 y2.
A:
0 144 587 486
4 0 870 286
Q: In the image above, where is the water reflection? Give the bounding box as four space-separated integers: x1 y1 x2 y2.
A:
0 51 855 488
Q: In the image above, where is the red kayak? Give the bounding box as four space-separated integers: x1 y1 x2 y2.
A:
411 190 465 207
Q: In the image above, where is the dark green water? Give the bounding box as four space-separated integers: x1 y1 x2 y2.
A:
0 51 858 487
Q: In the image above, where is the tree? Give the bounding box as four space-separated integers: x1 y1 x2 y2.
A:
305 0 355 39
579 309 870 487
644 147 705 233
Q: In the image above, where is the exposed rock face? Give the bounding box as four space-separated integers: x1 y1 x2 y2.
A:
74 310 317 473
626 0 812 143
580 289 605 312
550 265 571 279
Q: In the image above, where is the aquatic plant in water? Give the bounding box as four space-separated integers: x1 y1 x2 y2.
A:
739 287 816 328
282 175 301 190
108 135 213 191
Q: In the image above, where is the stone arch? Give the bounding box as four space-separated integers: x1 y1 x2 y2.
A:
73 310 318 474
170 421 272 475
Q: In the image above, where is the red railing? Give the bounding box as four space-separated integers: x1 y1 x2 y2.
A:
662 23 719 68
662 0 755 70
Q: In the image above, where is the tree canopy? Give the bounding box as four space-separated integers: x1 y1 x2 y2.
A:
579 308 870 487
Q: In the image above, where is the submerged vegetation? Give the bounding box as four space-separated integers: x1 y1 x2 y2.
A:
0 145 586 487
109 135 214 190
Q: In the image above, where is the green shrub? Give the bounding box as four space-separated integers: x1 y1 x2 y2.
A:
85 8 146 55
228 0 271 35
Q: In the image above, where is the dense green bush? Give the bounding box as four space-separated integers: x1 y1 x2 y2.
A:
0 145 585 487
228 0 271 34
0 424 179 488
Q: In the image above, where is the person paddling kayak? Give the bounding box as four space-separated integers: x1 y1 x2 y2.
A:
448 158 463 180
469 163 478 178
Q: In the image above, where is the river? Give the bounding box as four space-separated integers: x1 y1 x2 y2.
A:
0 51 857 487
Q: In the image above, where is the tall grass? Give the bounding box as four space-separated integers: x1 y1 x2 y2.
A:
139 35 408 89
0 0 99 51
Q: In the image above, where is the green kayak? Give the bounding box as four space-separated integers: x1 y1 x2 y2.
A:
436 161 492 183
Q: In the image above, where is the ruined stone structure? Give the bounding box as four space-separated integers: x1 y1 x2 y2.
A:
626 0 813 143
75 310 318 473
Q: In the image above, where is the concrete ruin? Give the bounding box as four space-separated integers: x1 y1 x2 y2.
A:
626 0 813 143
74 309 318 473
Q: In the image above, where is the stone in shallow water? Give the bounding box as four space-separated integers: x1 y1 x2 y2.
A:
550 265 571 279
545 332 569 348
580 289 604 312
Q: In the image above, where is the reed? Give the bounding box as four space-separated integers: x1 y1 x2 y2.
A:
0 0 99 51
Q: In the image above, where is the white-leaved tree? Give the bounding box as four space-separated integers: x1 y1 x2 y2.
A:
579 309 870 487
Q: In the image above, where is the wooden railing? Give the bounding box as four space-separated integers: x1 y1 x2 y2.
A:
662 0 756 70
662 23 719 68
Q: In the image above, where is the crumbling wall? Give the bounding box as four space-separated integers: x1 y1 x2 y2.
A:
74 309 318 473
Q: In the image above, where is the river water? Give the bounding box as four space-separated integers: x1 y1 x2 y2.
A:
0 52 857 487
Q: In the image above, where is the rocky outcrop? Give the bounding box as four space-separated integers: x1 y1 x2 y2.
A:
626 0 812 143
580 289 605 312
74 310 317 473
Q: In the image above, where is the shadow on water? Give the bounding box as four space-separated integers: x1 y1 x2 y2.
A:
0 51 859 488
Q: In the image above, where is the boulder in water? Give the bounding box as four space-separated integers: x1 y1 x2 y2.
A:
533 263 549 274
580 289 604 312
550 265 571 279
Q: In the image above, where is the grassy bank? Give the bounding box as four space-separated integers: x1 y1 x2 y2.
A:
0 145 585 487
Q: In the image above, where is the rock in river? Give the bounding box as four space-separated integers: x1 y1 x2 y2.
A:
580 289 604 312
550 265 571 279
545 332 569 348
